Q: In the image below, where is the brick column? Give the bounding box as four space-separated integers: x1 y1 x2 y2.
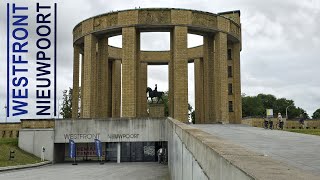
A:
171 26 188 122
138 62 148 117
233 42 241 123
194 58 204 123
122 27 139 117
97 37 109 118
83 34 97 118
214 32 229 123
112 59 121 117
203 34 215 123
72 45 80 118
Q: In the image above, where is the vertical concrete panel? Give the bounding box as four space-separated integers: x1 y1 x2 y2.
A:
182 144 193 180
83 34 97 118
215 32 229 123
172 26 188 122
167 121 174 178
203 34 215 123
122 27 138 117
231 165 252 180
207 147 222 179
233 42 241 123
112 60 121 117
18 130 35 155
34 130 54 161
97 37 109 118
192 157 209 180
19 129 54 161
173 131 183 180
221 158 236 180
194 58 204 123
72 45 80 118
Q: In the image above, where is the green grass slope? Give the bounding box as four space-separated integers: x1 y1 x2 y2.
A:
0 138 41 167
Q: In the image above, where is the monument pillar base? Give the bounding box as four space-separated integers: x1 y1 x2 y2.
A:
149 104 165 118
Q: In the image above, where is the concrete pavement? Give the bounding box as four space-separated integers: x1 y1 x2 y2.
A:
0 162 169 180
193 124 320 176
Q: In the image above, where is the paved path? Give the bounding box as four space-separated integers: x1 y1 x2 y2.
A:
193 124 320 176
0 162 169 180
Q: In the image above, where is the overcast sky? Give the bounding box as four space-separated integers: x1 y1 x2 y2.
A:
1 0 319 121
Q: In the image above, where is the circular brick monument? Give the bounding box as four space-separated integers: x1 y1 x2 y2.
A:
72 8 242 123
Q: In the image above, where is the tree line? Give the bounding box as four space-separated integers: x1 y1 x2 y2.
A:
242 93 320 119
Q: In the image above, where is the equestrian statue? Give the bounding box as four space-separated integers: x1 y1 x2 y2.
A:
146 84 164 103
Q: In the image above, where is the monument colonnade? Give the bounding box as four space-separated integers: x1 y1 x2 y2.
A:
71 8 242 123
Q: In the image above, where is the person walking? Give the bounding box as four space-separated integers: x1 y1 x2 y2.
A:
263 117 268 129
157 147 163 163
41 146 45 161
268 118 273 130
299 114 305 129
278 113 283 130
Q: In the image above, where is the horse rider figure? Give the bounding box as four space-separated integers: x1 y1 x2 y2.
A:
154 84 157 93
146 84 164 103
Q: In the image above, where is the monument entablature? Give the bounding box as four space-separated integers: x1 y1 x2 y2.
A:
73 8 241 44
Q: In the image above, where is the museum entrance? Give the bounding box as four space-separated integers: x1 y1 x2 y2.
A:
55 141 167 163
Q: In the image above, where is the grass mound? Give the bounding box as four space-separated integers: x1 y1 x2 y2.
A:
0 138 41 167
285 129 320 136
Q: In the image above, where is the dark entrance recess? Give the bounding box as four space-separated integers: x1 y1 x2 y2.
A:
106 142 167 162
56 141 167 163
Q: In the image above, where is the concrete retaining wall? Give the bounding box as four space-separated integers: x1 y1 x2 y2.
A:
19 129 54 161
167 118 319 180
167 118 252 180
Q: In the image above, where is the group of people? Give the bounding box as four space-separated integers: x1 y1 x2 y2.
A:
264 112 284 130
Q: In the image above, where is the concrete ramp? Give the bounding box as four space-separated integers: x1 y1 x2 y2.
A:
193 124 320 177
167 118 319 180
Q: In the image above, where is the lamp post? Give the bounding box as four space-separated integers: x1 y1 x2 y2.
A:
286 104 293 120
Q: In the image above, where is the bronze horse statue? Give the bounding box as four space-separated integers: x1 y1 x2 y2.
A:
146 87 164 103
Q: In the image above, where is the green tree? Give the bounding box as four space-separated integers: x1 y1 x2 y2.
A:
300 109 310 119
257 94 276 109
60 88 73 118
312 109 320 119
188 103 194 122
242 93 309 119
191 110 195 124
242 95 264 117
162 91 169 117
